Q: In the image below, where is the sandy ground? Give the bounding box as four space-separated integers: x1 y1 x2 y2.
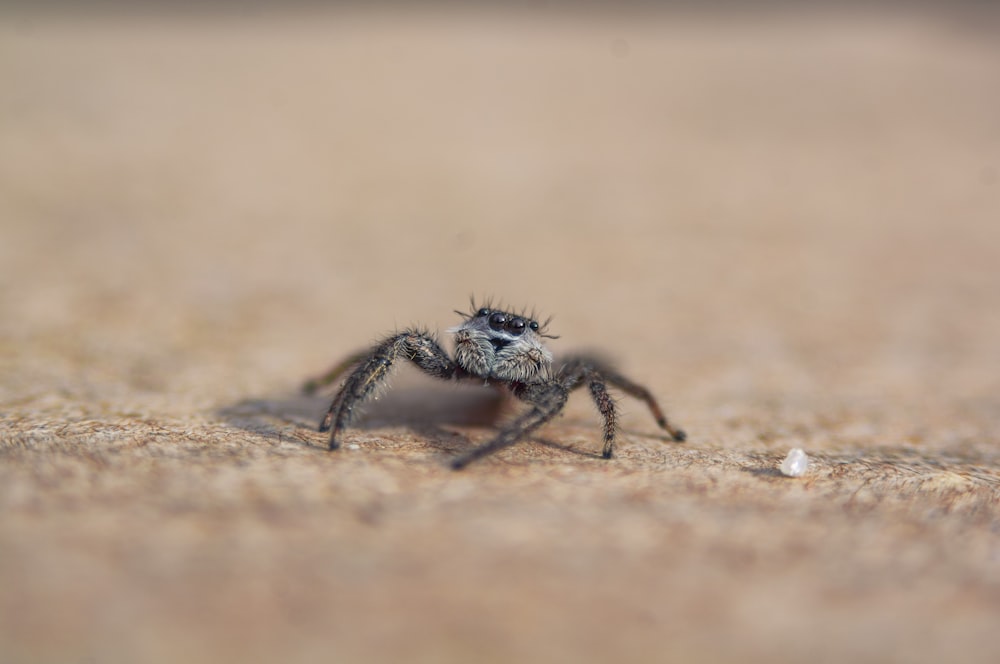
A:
2 7 1000 663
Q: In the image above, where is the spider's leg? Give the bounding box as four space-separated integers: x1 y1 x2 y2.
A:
302 349 370 395
559 360 619 458
450 381 568 470
561 354 686 442
320 330 456 450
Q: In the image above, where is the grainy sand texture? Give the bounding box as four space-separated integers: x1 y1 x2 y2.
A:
2 6 999 663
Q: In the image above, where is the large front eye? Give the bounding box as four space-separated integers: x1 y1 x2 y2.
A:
488 312 507 330
506 317 526 336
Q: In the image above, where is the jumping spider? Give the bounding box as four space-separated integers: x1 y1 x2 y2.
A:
303 302 686 469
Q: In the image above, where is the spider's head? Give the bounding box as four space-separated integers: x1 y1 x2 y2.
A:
449 305 555 384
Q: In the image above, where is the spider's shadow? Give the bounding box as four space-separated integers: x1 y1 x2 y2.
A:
216 376 597 460
217 378 497 443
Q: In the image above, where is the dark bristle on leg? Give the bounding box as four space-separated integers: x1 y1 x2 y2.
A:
318 331 456 451
452 357 682 467
302 349 370 396
558 353 685 457
449 383 569 470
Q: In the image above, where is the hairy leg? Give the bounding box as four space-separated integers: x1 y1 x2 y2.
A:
560 354 686 443
450 381 568 470
301 349 371 395
319 331 456 449
559 359 619 457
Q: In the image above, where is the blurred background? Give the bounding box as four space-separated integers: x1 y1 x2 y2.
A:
3 3 999 412
2 3 1000 663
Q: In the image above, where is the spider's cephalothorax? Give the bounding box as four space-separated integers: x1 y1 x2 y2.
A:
450 307 553 384
304 302 686 469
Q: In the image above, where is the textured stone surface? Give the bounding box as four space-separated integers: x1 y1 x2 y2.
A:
2 8 999 663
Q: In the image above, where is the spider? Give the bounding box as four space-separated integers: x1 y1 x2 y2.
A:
303 302 686 469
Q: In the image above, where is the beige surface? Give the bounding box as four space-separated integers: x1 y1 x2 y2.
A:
2 8 1000 663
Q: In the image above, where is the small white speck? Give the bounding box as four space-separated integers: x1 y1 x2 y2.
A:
347 444 361 450
780 448 809 477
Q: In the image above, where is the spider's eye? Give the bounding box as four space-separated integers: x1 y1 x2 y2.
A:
506 317 526 336
488 312 507 330
477 308 491 317
529 321 539 331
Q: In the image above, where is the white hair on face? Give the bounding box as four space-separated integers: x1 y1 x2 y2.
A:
449 310 553 384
